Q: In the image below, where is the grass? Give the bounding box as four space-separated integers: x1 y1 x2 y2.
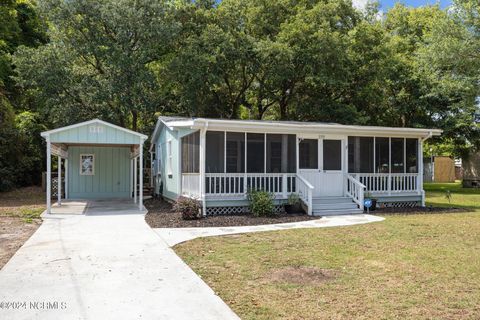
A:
424 181 480 210
175 183 480 319
0 186 45 221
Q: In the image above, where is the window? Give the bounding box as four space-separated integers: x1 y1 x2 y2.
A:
226 132 245 173
80 154 94 175
247 133 265 173
375 138 389 173
266 134 296 173
167 140 173 175
323 140 342 171
299 139 318 169
391 138 404 173
206 131 225 173
181 132 199 173
348 137 374 173
406 138 418 173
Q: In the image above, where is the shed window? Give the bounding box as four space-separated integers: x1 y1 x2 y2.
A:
80 154 95 175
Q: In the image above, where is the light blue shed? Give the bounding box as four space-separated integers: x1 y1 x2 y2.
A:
41 119 148 214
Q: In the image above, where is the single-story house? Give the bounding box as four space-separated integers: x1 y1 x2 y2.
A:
41 119 148 214
149 117 442 216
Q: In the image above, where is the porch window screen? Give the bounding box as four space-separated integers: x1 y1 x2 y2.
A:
348 137 374 173
375 137 389 173
247 133 265 173
391 138 404 173
323 140 342 170
181 132 199 173
266 134 296 173
226 132 245 173
206 131 225 173
299 139 318 169
406 138 418 173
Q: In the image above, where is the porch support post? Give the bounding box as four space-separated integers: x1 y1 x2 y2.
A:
65 158 68 200
46 137 51 214
418 138 425 206
57 156 61 206
199 128 207 216
139 142 143 211
295 135 299 193
130 158 133 198
134 156 137 204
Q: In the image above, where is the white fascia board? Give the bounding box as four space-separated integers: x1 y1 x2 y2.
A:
41 119 148 140
189 118 442 138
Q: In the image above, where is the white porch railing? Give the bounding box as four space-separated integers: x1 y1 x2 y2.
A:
296 174 314 216
181 173 201 198
204 173 296 197
346 174 366 210
350 173 420 194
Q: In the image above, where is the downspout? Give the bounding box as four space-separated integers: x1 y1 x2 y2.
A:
419 131 433 206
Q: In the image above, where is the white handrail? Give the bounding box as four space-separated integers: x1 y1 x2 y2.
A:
346 174 366 210
296 174 314 215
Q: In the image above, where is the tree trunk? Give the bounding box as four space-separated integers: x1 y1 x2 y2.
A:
131 110 138 131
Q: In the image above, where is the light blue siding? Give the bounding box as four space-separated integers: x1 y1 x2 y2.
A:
155 125 181 200
50 123 142 145
68 146 130 199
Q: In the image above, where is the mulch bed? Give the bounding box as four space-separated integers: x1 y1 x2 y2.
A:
374 206 468 215
144 198 321 228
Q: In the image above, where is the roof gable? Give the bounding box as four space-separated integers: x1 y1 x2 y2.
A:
41 119 148 145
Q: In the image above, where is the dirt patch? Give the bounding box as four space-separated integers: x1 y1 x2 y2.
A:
144 198 321 228
375 206 467 215
266 266 337 285
0 217 41 269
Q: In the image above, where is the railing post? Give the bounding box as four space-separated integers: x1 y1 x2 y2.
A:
307 188 312 216
388 174 391 196
282 174 287 198
359 186 365 211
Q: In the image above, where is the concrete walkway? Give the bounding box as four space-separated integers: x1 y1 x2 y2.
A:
0 210 239 320
155 214 385 247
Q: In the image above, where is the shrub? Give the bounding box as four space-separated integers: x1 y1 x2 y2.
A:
247 189 275 217
173 196 202 220
287 193 300 205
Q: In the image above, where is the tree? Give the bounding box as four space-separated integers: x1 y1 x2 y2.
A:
14 0 178 131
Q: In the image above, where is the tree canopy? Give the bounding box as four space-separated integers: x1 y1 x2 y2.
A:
0 0 478 190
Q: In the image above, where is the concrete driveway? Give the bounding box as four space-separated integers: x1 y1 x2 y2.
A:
0 203 238 320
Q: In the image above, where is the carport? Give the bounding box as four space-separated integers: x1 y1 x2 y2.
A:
41 119 148 214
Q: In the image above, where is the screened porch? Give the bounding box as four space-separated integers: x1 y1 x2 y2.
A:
180 131 298 199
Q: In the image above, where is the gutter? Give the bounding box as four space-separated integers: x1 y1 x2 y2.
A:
421 131 433 142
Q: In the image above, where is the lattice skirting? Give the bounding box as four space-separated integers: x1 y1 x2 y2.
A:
379 201 420 208
206 205 285 216
51 177 65 198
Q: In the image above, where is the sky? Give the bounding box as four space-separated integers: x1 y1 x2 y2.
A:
353 0 453 11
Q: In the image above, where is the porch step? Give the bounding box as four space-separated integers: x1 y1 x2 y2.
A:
312 208 364 216
310 196 363 216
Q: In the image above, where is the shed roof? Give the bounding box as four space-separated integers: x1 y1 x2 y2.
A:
41 119 148 145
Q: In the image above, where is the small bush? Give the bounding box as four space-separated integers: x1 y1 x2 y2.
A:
173 196 202 220
247 189 276 217
287 193 300 205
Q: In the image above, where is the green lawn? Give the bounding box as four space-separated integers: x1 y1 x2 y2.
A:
424 181 480 210
175 183 480 319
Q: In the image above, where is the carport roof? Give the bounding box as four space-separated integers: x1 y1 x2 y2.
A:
41 119 148 145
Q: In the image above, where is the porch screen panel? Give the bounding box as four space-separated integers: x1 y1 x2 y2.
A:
266 134 296 173
206 131 224 173
299 139 318 169
406 138 418 173
247 133 265 173
226 132 245 173
181 132 200 173
375 138 389 173
391 138 404 173
348 137 374 173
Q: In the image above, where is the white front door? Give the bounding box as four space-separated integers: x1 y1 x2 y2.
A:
298 135 345 197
